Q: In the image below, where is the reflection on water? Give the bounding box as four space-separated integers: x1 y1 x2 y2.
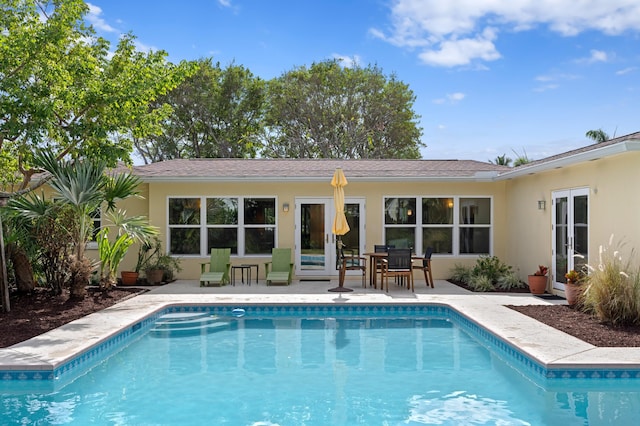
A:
3 317 640 424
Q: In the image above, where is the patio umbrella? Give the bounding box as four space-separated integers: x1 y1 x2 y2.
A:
328 167 352 292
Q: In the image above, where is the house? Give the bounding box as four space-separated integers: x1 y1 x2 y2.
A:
110 130 640 295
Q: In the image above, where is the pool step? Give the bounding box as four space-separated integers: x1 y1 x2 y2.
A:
150 312 231 338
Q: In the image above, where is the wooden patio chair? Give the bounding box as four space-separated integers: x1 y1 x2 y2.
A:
199 248 231 286
412 246 434 288
381 248 414 292
264 248 294 285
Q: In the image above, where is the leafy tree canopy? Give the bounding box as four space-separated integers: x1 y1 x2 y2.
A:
0 0 195 192
134 58 267 163
263 59 424 159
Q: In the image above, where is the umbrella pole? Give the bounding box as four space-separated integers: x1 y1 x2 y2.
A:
328 236 353 292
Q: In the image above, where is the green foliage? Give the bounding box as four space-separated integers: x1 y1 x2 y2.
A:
472 255 512 283
490 154 512 166
496 272 526 291
585 129 610 143
468 274 494 292
1 0 194 191
263 59 424 159
450 256 519 292
135 58 266 162
581 237 640 326
449 263 472 283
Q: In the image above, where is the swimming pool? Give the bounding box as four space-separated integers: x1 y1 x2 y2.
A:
2 304 640 424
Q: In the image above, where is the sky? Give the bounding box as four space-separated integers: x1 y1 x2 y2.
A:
84 0 640 162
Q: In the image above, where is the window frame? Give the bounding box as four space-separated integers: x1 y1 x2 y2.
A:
382 195 493 256
167 196 278 257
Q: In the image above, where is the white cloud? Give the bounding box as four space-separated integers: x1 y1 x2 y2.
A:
533 72 579 91
576 49 609 64
418 28 500 67
433 92 466 104
616 67 636 75
218 0 232 7
86 3 117 33
373 0 640 67
332 54 362 68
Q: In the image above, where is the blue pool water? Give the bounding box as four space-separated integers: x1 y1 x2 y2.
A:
2 305 640 425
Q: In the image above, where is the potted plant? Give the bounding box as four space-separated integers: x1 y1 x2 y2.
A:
98 211 158 288
121 237 161 285
144 244 182 285
527 265 548 294
564 269 584 305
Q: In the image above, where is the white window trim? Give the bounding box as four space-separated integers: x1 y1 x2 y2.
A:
167 195 278 257
382 195 493 256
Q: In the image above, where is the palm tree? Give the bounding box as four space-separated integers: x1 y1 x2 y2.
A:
8 150 157 296
585 129 610 143
490 154 512 166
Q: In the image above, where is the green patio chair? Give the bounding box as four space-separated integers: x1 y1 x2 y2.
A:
264 248 294 286
200 248 231 286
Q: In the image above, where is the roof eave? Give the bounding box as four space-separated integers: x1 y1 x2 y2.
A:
139 173 500 183
496 140 640 180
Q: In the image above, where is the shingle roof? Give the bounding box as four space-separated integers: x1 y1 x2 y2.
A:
132 158 510 182
128 130 640 182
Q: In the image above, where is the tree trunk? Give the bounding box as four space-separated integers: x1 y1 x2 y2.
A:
69 256 90 299
7 243 35 293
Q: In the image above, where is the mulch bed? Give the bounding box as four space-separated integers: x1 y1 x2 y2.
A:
448 280 640 347
0 287 147 348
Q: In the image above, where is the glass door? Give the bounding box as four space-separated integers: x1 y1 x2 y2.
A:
552 188 589 290
295 198 364 277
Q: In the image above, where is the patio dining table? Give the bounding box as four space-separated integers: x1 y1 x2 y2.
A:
363 251 425 289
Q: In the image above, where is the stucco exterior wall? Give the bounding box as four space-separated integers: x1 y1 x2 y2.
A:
144 179 507 281
504 151 640 283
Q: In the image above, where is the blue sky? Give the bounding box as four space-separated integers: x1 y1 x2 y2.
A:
85 0 640 162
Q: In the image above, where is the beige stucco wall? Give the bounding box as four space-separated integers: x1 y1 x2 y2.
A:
142 179 508 281
504 151 640 286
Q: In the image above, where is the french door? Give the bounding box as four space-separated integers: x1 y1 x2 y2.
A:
295 198 365 277
552 188 589 290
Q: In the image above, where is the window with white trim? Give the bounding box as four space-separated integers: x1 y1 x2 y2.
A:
168 197 276 256
384 196 491 255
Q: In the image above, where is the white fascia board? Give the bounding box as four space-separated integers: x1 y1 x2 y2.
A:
496 140 640 180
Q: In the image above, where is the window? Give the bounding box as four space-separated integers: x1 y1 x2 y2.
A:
384 196 491 255
169 197 276 256
422 198 453 254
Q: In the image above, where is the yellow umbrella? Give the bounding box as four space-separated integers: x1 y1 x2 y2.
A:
329 167 353 293
331 167 350 236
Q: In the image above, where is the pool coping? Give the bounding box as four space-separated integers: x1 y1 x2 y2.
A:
2 280 640 381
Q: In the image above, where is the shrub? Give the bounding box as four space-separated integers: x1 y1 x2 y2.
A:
468 274 494 292
581 236 640 326
450 263 472 284
496 271 526 291
472 255 512 283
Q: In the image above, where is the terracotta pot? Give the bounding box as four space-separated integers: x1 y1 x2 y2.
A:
146 269 164 284
564 280 583 305
527 275 548 294
120 271 139 286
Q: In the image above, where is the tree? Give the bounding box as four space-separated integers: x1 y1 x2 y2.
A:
263 59 424 159
0 0 194 191
490 154 512 166
134 58 267 162
6 150 157 296
585 129 611 143
1 0 192 307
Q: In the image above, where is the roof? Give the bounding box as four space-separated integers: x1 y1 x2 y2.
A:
499 131 640 179
126 130 640 183
133 158 510 182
